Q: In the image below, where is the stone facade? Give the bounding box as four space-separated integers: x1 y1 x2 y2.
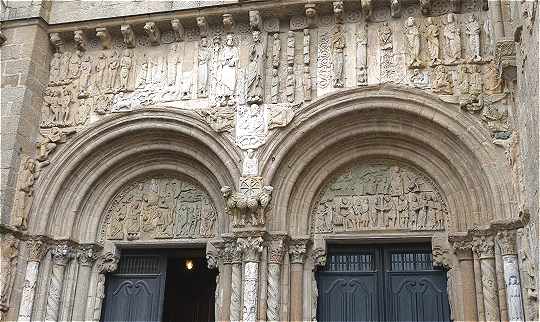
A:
0 1 538 321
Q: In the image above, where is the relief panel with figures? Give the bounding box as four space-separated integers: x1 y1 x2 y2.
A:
101 177 218 243
312 162 447 234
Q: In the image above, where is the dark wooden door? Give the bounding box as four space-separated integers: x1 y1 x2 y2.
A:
317 245 450 322
101 254 167 322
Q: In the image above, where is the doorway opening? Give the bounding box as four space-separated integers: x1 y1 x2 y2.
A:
101 248 217 322
316 243 450 322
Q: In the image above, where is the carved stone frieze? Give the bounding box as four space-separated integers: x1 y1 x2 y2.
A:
221 177 272 229
312 162 447 234
102 176 218 243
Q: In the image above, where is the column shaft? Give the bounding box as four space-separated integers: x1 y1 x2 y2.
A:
242 262 259 322
72 264 93 321
266 263 281 321
17 261 40 322
290 263 304 322
220 264 232 322
230 263 242 321
502 255 525 321
44 263 67 321
489 0 505 38
480 257 501 321
473 255 486 321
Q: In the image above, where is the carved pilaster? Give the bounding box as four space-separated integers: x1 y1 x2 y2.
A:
120 24 135 48
144 22 161 46
95 27 112 49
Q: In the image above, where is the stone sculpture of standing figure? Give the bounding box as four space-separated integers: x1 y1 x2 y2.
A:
11 157 40 230
332 24 345 88
106 50 119 93
285 66 295 103
246 31 264 104
405 17 420 67
425 17 441 66
219 34 239 106
465 14 481 62
118 49 133 92
198 37 210 98
287 31 295 66
444 13 462 64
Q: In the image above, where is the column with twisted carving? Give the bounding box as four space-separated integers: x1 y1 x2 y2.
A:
44 242 73 322
497 230 525 322
71 244 98 321
229 241 243 322
238 237 263 322
266 235 286 322
452 240 479 321
90 252 119 322
289 239 308 322
17 239 47 322
473 235 500 322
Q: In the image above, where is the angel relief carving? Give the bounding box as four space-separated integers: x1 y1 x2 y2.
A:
312 162 447 234
103 177 218 242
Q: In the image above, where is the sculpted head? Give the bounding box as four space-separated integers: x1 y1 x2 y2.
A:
221 186 232 197
225 34 234 46
406 16 415 27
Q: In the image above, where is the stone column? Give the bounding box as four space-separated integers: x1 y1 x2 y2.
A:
266 235 286 322
90 252 119 322
472 251 486 321
289 239 308 322
44 242 73 322
229 242 243 322
452 240 479 321
473 235 500 322
220 241 234 322
497 230 525 322
238 237 263 322
489 0 505 38
71 245 98 321
17 239 47 322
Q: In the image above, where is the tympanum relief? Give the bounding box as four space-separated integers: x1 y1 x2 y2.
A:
312 162 447 234
101 177 218 243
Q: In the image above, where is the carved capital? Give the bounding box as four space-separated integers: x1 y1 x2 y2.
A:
196 16 208 38
249 10 261 31
144 22 161 46
238 237 263 262
268 235 287 264
51 242 74 266
96 252 119 273
77 245 99 267
73 30 87 51
472 235 495 259
451 240 473 260
311 247 327 267
497 230 517 255
27 239 47 262
171 19 184 42
95 27 112 49
289 239 309 264
222 14 235 34
432 244 451 269
206 240 223 269
120 24 135 48
49 32 63 53
221 180 273 229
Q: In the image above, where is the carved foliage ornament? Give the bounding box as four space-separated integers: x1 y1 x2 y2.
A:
102 177 218 243
312 162 447 234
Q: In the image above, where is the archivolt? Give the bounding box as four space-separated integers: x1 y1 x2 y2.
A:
260 85 516 234
28 108 241 243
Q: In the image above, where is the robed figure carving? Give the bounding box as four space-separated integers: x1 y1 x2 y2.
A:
246 31 264 104
218 34 239 106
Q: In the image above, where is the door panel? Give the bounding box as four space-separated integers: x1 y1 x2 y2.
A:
317 245 450 322
102 254 167 322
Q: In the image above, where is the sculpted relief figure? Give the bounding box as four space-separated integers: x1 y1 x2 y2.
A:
484 61 503 94
459 65 483 111
272 33 281 68
105 50 119 93
197 37 210 98
443 13 462 64
465 14 481 62
425 18 441 66
49 53 61 86
78 54 92 98
332 24 345 88
218 34 239 106
356 23 368 86
286 66 296 103
378 22 394 82
431 65 453 94
0 234 19 315
10 157 40 229
312 163 446 234
94 52 108 93
246 31 264 104
104 177 217 242
166 44 180 87
118 50 133 92
287 31 295 66
405 17 421 68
